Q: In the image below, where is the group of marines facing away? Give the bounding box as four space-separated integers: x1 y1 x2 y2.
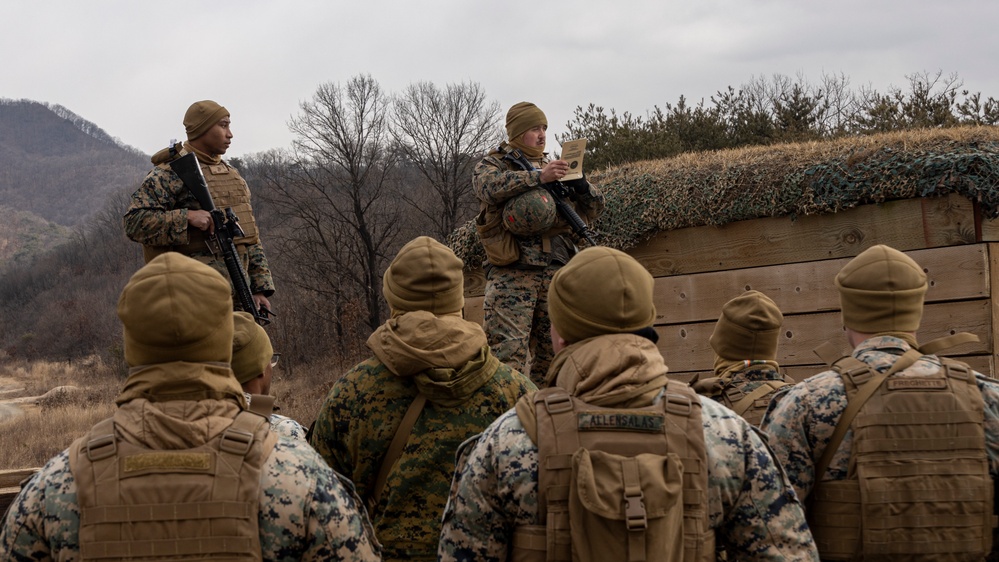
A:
1 97 997 561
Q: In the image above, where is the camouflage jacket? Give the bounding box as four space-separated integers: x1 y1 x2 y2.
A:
473 143 605 268
270 412 308 441
309 313 536 561
438 352 818 560
691 361 789 426
760 335 999 502
0 410 380 561
244 392 309 441
123 156 274 296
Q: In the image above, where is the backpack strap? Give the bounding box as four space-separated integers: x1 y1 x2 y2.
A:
728 380 789 418
245 394 275 420
367 393 427 514
811 348 922 496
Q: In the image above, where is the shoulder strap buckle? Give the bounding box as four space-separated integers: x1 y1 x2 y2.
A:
220 427 254 455
664 392 692 416
86 433 117 462
544 391 574 414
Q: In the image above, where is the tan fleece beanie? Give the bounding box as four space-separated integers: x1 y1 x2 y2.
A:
710 290 783 361
506 102 547 141
118 252 234 366
231 312 273 384
383 236 465 315
549 247 656 343
184 100 229 140
836 244 927 333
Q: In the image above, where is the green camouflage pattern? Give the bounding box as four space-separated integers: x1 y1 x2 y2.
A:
123 163 275 296
501 188 557 236
473 147 605 269
0 438 381 561
438 397 818 561
474 146 604 386
309 355 536 561
482 265 557 386
760 335 999 503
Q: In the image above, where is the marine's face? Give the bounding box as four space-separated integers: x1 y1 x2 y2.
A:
191 117 233 156
260 362 272 395
520 124 547 148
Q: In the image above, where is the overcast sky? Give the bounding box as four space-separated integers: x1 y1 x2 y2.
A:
6 0 998 159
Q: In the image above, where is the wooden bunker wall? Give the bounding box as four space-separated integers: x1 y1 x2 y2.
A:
462 193 999 382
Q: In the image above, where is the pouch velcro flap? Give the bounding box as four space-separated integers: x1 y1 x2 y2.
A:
569 449 686 562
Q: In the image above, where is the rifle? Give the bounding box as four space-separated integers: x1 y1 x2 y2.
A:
503 149 598 247
170 152 272 326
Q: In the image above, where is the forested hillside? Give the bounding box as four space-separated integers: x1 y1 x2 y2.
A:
0 99 149 227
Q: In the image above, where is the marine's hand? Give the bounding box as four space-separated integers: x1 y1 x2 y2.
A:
540 159 570 184
563 175 590 195
188 209 214 233
253 293 272 315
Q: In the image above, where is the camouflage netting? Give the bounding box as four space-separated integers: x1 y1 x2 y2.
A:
448 126 999 270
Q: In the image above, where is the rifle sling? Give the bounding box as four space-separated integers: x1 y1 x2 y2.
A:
811 348 923 498
367 393 427 514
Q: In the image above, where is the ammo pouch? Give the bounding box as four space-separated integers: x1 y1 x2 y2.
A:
568 449 685 562
476 206 519 266
513 384 714 562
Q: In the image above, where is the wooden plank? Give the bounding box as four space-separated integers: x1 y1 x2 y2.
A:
463 245 993 338
0 468 37 488
463 271 486 300
989 243 999 371
653 244 989 325
629 194 978 278
463 196 984 302
656 300 992 373
669 353 994 385
463 296 484 326
981 216 999 242
0 468 37 519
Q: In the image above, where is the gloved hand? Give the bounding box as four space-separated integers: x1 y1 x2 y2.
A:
562 175 590 196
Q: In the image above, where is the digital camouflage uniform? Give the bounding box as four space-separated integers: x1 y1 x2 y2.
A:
474 143 604 385
270 412 308 441
691 361 790 427
0 410 381 561
439 336 818 562
123 143 274 300
244 392 308 441
760 335 999 504
309 311 537 561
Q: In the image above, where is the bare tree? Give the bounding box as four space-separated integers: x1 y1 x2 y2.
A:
392 81 503 240
818 72 856 136
260 75 404 334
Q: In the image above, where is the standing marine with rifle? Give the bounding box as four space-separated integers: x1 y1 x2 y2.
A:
124 100 274 321
473 101 604 386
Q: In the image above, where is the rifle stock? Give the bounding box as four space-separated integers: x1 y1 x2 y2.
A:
169 153 271 326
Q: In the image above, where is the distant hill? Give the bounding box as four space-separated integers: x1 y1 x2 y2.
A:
0 205 71 270
0 99 150 227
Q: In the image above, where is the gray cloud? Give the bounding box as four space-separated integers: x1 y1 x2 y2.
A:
5 0 997 158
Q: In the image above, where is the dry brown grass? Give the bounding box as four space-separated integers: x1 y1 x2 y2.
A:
0 356 119 470
0 355 352 470
269 359 349 430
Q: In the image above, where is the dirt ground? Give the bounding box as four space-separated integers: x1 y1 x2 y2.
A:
0 373 42 423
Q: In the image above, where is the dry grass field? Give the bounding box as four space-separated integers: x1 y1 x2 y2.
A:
0 355 348 470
